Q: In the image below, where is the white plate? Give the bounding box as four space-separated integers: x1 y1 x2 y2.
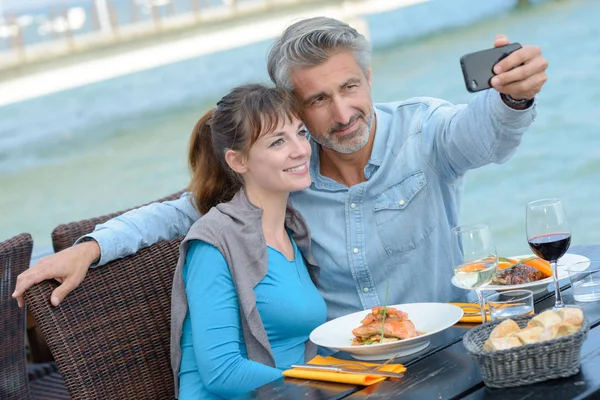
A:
451 253 590 295
309 303 463 361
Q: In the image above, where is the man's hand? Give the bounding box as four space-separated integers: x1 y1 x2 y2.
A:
491 34 548 100
12 240 100 307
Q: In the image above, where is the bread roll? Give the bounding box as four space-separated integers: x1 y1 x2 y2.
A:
557 307 584 327
483 309 583 352
513 326 543 344
539 324 559 341
527 310 562 329
483 337 522 352
555 322 580 338
489 319 521 339
537 319 580 341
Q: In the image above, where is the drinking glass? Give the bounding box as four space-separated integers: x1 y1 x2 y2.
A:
526 198 571 310
451 223 498 324
566 260 600 303
486 290 534 322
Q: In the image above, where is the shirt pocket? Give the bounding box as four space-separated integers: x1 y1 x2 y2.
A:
373 171 437 255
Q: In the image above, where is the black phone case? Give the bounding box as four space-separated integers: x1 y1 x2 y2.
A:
460 43 522 92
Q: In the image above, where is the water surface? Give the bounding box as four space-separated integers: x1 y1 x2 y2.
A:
1 0 599 258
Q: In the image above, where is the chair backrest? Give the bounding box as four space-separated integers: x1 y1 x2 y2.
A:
24 235 183 400
51 190 186 253
0 233 33 400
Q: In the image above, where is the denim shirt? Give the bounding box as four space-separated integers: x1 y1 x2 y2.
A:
86 91 536 320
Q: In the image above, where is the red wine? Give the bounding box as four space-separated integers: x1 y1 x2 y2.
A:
528 233 571 261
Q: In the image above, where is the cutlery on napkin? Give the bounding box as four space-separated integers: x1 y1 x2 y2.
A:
290 364 405 378
449 303 491 324
283 355 406 386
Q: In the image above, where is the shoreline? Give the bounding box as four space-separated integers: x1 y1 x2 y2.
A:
0 0 426 108
0 0 578 262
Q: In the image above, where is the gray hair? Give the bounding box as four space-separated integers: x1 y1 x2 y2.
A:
267 17 372 90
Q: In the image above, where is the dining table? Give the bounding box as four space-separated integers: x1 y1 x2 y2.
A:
234 245 600 400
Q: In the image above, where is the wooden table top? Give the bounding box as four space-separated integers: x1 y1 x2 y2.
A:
235 245 600 400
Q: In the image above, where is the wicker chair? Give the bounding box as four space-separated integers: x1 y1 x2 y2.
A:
0 233 71 400
51 190 185 253
25 189 185 394
28 362 70 400
24 234 182 400
1 233 33 400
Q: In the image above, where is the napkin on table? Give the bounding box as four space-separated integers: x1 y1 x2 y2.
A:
283 355 406 386
448 302 491 324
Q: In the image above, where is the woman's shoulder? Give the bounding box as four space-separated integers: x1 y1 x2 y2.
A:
185 240 225 264
186 239 219 254
186 196 263 244
183 240 229 282
186 206 234 240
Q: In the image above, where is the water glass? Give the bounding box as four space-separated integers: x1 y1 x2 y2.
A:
451 223 498 324
486 290 534 322
566 260 600 302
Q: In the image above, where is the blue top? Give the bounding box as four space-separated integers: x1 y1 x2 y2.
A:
87 92 536 320
178 239 327 399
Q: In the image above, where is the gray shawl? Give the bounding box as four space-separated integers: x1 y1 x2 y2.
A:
170 189 319 397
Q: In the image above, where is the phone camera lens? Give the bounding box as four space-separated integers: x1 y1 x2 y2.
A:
470 80 478 90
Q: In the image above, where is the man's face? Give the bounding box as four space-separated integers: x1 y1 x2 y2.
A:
290 51 374 154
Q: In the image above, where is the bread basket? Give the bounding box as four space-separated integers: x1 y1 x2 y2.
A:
462 314 589 388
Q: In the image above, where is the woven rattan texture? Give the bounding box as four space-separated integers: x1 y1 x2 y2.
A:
51 190 185 253
28 362 70 400
463 314 590 388
1 233 33 400
24 235 183 400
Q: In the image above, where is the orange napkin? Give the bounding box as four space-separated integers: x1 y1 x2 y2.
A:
282 355 406 386
449 302 491 324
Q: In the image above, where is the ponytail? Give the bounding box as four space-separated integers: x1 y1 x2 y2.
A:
187 109 242 215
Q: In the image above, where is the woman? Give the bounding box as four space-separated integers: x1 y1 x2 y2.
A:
170 84 327 399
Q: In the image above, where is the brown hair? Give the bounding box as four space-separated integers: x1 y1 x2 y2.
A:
188 84 300 215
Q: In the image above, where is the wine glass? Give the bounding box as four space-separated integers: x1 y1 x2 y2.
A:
526 198 571 310
451 223 498 324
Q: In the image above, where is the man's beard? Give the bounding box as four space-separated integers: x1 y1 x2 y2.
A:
311 110 374 154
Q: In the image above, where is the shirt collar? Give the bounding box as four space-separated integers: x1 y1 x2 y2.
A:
307 136 341 190
367 105 388 168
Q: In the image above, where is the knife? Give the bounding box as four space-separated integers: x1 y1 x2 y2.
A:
290 364 405 379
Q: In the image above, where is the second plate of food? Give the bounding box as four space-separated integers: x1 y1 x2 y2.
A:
309 303 463 360
451 253 590 294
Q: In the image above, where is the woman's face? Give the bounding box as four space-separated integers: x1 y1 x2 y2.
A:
240 116 312 196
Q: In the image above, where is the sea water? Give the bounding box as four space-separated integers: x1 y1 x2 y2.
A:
1 0 600 260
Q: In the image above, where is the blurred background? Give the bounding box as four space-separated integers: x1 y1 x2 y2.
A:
0 0 598 261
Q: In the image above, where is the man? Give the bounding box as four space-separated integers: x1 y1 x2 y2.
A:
14 17 547 320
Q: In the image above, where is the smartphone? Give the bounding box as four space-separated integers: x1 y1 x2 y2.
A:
460 43 522 92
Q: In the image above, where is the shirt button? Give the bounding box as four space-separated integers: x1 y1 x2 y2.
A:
353 248 359 254
363 287 369 293
350 203 356 209
399 200 405 206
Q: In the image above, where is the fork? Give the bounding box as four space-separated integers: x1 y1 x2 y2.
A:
457 304 489 316
326 351 402 372
459 303 524 316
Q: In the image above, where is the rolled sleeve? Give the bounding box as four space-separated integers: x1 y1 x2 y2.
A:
75 229 120 268
75 193 200 267
490 91 537 127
